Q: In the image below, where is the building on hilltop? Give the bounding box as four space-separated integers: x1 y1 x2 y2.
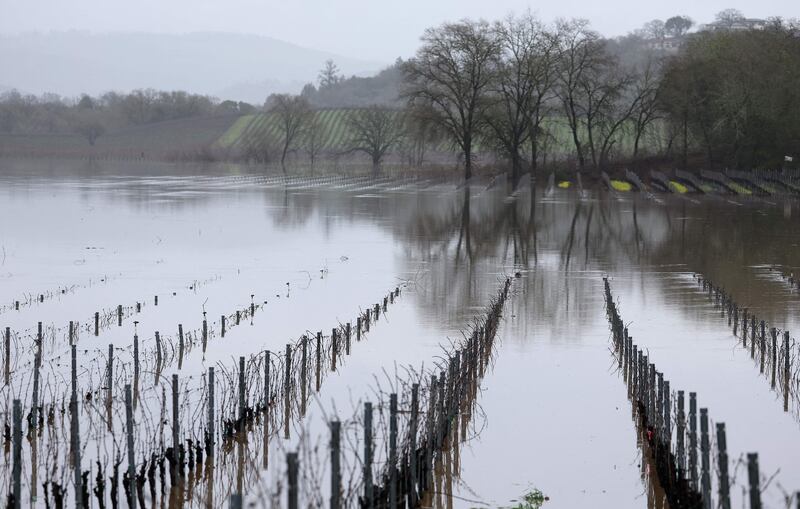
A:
702 18 767 32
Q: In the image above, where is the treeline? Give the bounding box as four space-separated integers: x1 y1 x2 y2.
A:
270 11 799 182
0 89 255 145
660 27 800 170
403 13 800 181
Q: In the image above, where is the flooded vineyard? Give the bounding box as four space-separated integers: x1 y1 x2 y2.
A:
1 161 800 509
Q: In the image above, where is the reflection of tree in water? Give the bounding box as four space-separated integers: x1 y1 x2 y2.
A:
258 182 800 330
394 186 679 335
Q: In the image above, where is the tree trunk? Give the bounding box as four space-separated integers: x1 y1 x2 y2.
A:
280 141 289 174
682 113 689 171
566 102 585 170
372 154 381 177
633 128 642 160
510 150 521 189
463 140 473 181
586 123 598 171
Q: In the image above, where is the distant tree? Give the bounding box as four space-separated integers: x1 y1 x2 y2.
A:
303 113 325 169
216 100 240 114
300 83 317 99
71 110 106 146
77 94 95 110
665 16 694 37
659 27 800 169
642 19 666 42
345 106 405 175
714 9 746 28
403 104 443 167
403 19 501 180
267 94 311 173
318 60 342 89
237 102 255 114
240 127 273 164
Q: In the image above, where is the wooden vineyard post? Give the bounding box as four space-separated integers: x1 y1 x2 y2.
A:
208 367 215 457
330 421 341 509
409 383 419 507
748 453 761 509
238 356 246 426
700 408 711 508
284 344 291 439
172 374 180 482
677 391 685 472
689 393 698 488
389 393 398 509
364 402 374 509
716 423 730 509
125 384 136 509
70 397 82 508
12 399 22 509
315 332 322 392
178 324 184 369
4 327 10 385
287 452 298 509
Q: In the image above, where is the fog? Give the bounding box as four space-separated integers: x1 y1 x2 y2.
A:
3 0 797 62
1 0 798 102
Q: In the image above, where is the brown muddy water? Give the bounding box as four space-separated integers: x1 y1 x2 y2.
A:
1 160 799 509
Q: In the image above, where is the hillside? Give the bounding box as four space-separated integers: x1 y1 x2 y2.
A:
0 32 385 103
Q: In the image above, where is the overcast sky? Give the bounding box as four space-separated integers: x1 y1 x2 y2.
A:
2 0 798 62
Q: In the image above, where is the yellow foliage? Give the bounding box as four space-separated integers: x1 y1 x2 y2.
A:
669 181 688 194
610 180 632 192
557 181 571 189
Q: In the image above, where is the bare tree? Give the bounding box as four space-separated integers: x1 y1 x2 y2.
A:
403 19 501 180
485 13 558 186
303 113 325 170
714 9 746 29
71 106 106 146
267 94 311 173
630 58 662 159
557 19 642 171
402 104 441 167
581 64 638 170
555 19 607 171
73 120 106 146
345 106 405 175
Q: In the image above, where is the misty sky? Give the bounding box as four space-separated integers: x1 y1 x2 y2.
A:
2 0 798 62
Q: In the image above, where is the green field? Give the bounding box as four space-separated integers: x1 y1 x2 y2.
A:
216 109 671 163
216 109 365 151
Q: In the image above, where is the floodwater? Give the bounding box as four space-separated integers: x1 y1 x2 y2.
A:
1 160 799 508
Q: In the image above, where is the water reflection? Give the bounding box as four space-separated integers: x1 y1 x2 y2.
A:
2 163 800 508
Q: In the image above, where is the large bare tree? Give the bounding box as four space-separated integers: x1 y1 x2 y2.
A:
303 113 325 170
630 57 662 160
556 19 641 171
403 20 501 180
267 94 311 173
485 13 558 186
345 106 405 175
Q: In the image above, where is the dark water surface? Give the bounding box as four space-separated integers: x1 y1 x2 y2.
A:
1 160 799 508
